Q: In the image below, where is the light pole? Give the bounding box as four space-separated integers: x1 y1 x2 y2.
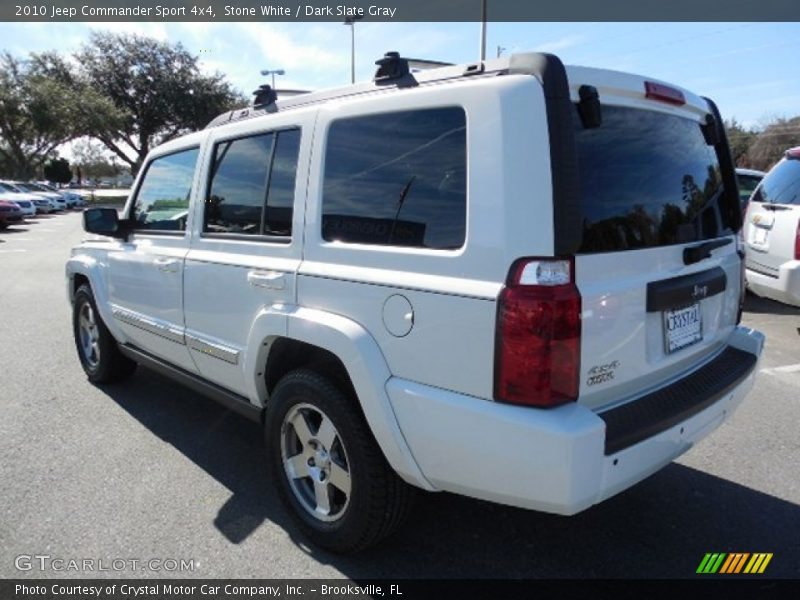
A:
259 68 285 88
480 0 487 61
343 15 363 84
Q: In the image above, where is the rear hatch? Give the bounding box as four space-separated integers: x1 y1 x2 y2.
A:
565 68 743 410
745 154 800 276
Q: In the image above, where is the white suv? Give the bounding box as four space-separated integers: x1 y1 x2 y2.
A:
743 148 800 306
66 52 764 552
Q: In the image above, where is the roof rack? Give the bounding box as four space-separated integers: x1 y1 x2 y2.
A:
205 52 556 130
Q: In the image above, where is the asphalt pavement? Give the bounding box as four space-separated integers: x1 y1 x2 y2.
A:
1 211 798 579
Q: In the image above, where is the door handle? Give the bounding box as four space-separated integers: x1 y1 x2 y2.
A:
247 270 286 290
154 258 180 273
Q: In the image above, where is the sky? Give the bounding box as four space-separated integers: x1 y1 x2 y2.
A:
1 21 798 140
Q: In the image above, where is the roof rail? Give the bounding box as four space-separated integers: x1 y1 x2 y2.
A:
205 51 558 130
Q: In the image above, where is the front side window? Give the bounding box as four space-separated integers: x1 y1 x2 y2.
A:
132 147 199 232
322 107 467 249
204 128 301 237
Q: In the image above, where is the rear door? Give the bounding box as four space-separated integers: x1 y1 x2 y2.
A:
566 76 743 410
182 111 310 397
745 156 800 276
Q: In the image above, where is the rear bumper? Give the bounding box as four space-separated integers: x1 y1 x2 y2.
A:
387 326 764 515
746 260 800 307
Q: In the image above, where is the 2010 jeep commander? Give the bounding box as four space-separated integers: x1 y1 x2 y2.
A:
67 52 764 552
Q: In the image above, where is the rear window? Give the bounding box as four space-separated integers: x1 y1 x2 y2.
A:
573 106 729 253
752 158 800 205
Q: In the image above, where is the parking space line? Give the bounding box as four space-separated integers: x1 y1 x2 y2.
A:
0 249 27 253
760 363 800 375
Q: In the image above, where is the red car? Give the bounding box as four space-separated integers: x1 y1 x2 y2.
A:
0 200 24 229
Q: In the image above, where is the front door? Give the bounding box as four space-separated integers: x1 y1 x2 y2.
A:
106 146 201 373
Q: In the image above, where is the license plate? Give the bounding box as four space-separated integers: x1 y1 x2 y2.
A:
753 226 768 245
663 303 703 354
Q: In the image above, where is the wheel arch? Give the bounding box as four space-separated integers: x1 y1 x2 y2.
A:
248 306 433 491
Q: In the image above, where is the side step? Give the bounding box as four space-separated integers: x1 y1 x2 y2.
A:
599 346 757 455
119 344 263 423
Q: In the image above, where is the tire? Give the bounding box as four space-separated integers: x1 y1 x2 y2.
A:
265 369 414 553
72 284 137 384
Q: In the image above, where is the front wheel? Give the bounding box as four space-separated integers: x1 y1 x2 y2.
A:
72 284 137 384
265 369 414 553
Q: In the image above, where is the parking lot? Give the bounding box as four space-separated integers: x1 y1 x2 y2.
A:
0 210 798 579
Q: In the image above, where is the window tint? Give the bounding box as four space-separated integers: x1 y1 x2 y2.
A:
132 148 199 232
206 133 274 234
573 106 727 253
265 129 301 236
753 158 800 205
322 107 466 249
204 129 300 236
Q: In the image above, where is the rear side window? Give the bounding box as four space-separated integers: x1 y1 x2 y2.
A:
204 128 301 237
322 107 466 249
132 148 199 232
573 106 728 253
753 158 800 205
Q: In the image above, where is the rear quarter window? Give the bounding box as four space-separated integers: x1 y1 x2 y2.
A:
753 158 800 205
321 106 467 250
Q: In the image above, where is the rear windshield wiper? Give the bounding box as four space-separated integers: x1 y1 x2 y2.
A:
683 238 732 265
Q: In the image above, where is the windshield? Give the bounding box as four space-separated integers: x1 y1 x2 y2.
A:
573 105 730 253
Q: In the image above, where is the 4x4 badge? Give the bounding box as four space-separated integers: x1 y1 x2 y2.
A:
587 361 620 386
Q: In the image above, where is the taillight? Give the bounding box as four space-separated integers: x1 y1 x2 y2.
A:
494 258 582 408
795 218 800 261
644 81 685 106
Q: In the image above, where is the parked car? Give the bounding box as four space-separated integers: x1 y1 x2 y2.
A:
31 198 58 214
736 167 765 213
67 51 764 553
0 200 24 229
742 147 800 306
6 181 67 211
37 182 87 208
0 182 44 215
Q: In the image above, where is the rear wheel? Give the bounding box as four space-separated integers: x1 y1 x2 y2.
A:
72 284 136 384
265 369 414 553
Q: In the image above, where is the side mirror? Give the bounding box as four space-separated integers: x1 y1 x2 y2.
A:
83 208 129 240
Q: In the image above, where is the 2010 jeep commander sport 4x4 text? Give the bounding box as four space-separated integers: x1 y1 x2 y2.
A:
67 52 764 553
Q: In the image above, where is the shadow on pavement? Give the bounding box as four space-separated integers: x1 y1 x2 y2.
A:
0 226 31 234
744 293 800 316
104 367 800 579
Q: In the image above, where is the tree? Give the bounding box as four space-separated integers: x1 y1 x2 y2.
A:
724 118 757 167
75 32 245 175
0 52 107 179
43 157 72 184
70 138 126 182
747 116 800 171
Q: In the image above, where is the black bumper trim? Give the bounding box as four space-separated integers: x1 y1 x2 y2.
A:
599 346 757 455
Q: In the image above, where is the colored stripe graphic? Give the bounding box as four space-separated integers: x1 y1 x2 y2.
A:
697 552 772 574
697 553 727 573
744 553 773 574
719 553 749 573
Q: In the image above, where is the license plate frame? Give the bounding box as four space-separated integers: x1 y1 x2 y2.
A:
663 302 703 354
